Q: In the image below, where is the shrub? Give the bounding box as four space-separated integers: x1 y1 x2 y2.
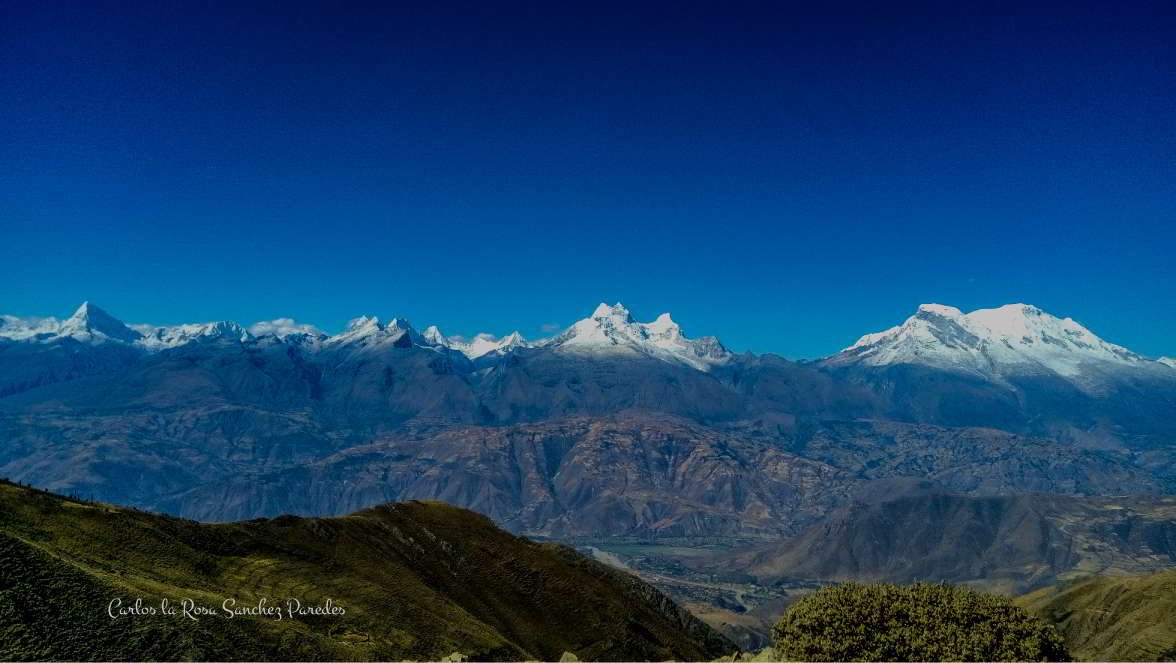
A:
771 582 1069 661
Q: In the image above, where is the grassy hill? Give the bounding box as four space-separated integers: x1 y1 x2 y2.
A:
0 480 733 661
1018 570 1176 661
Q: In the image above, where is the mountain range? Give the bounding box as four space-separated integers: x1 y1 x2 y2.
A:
1 300 1174 536
5 300 1172 377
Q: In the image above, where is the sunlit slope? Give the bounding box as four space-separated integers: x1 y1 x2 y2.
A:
1018 569 1176 661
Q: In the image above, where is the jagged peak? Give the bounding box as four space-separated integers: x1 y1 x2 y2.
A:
68 301 112 324
422 325 448 345
346 315 381 331
72 301 96 317
546 303 728 371
325 315 421 350
443 330 529 359
591 302 632 322
133 320 252 349
59 301 142 343
386 317 414 332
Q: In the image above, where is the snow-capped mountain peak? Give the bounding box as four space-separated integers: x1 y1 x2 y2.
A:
420 327 528 359
323 315 437 353
4 300 1159 380
133 320 252 350
422 325 448 346
592 302 633 321
331 315 382 339
386 317 412 330
645 312 679 336
57 302 143 343
349 316 380 330
460 331 527 359
916 303 964 317
546 303 729 370
0 314 62 341
828 302 1148 381
0 303 260 350
247 318 324 341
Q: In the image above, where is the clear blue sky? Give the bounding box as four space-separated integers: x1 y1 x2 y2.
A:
2 1 1173 358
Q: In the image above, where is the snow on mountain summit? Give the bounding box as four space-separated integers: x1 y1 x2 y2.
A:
9 300 1154 379
455 331 528 359
419 325 528 359
543 302 730 370
592 302 631 320
827 302 1151 380
0 301 730 370
324 315 424 351
0 314 62 341
1 304 250 349
134 320 252 350
247 318 324 340
57 302 143 343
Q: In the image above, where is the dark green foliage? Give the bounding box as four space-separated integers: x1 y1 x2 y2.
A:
771 582 1069 662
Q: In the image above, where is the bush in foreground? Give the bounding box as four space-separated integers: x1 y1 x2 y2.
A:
771 582 1068 661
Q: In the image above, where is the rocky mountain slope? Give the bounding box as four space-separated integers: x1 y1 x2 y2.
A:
0 480 733 661
724 492 1176 593
150 415 1162 534
155 414 845 534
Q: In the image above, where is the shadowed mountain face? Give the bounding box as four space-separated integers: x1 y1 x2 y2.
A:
151 416 1164 537
156 415 846 535
725 493 1176 594
0 481 734 661
1 346 1171 536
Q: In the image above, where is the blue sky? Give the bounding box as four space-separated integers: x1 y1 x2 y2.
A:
2 1 1174 358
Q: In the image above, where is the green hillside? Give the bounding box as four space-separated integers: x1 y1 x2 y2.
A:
1018 570 1176 661
0 481 733 661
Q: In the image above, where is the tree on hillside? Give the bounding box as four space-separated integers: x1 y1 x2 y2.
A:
771 582 1069 662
